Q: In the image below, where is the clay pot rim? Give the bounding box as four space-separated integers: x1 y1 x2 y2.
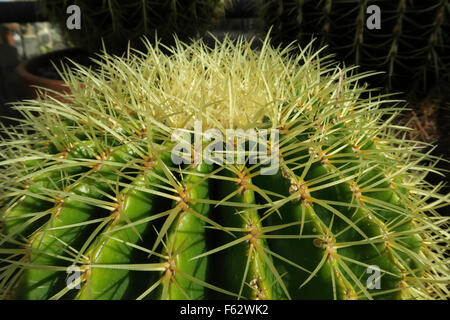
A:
16 47 86 87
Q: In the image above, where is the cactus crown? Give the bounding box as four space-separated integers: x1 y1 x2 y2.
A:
0 35 449 300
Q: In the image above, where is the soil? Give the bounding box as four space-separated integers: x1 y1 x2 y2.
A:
397 98 441 144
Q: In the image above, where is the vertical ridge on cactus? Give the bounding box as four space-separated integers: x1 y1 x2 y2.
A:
0 35 449 300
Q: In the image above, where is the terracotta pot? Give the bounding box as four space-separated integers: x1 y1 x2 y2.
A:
16 48 88 101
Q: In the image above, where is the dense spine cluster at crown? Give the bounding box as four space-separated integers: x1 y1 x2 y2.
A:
259 0 450 92
0 36 449 300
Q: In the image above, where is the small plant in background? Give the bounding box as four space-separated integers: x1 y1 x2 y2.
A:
15 22 66 58
38 0 231 54
0 35 448 300
258 0 450 94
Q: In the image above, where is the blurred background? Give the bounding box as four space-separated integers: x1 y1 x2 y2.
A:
0 0 61 123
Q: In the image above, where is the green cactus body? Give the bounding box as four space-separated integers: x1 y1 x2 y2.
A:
253 138 408 300
211 166 281 299
0 36 448 300
154 161 213 300
12 144 140 300
76 157 171 300
3 141 98 236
